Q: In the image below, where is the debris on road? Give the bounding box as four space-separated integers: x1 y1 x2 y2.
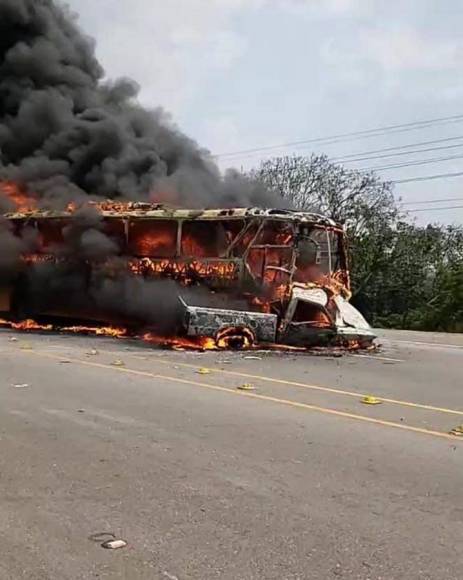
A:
111 359 125 367
89 532 127 549
87 349 99 356
8 337 18 342
449 425 463 437
60 359 71 364
243 356 262 360
197 368 211 375
12 383 30 389
101 539 127 550
237 383 255 391
361 395 382 405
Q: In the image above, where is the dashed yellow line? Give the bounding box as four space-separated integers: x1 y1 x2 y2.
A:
24 350 460 441
130 354 463 417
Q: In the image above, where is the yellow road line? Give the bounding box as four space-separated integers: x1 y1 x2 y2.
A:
130 354 463 417
25 350 460 441
7 336 462 416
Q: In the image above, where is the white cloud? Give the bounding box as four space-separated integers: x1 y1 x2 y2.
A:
267 0 368 16
362 27 462 71
320 23 463 94
69 0 261 114
68 0 376 117
201 116 243 158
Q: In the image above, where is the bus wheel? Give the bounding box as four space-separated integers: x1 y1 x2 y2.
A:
215 326 256 350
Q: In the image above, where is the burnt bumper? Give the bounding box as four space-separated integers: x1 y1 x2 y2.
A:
180 298 278 344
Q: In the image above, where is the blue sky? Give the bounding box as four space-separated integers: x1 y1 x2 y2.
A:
69 0 463 224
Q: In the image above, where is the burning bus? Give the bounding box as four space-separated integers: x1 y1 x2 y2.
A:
0 0 376 350
0 200 376 349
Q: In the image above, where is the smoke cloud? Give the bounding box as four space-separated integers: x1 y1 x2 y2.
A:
0 0 285 332
0 0 281 209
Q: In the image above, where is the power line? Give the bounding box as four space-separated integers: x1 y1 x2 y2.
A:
214 113 463 159
216 114 463 158
407 205 463 213
332 135 463 162
391 170 463 184
400 197 463 206
336 140 463 165
360 152 463 173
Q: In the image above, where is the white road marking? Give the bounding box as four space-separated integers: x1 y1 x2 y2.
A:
390 339 463 350
8 409 31 418
351 354 404 363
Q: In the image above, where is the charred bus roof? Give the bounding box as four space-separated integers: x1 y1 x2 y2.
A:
3 204 342 229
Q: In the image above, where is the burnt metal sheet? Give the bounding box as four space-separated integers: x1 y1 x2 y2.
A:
291 286 329 307
281 325 336 347
336 327 377 341
281 324 375 347
182 303 278 343
333 295 372 331
3 205 341 228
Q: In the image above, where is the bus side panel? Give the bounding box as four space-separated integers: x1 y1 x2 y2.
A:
0 286 12 313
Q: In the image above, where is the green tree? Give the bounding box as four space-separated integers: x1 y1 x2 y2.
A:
251 154 463 332
252 155 398 234
252 155 400 315
405 226 463 331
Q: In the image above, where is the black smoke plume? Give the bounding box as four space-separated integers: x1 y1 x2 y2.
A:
0 0 286 331
0 0 280 209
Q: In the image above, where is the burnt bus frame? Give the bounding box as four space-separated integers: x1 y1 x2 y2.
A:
2 208 350 331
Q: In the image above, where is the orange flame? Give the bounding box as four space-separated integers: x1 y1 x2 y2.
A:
0 318 126 338
141 333 218 351
10 319 52 331
62 325 127 337
128 258 238 282
0 318 219 350
0 317 372 353
0 181 37 212
135 232 174 256
0 192 364 350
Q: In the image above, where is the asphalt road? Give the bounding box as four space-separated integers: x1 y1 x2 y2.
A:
0 328 462 580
